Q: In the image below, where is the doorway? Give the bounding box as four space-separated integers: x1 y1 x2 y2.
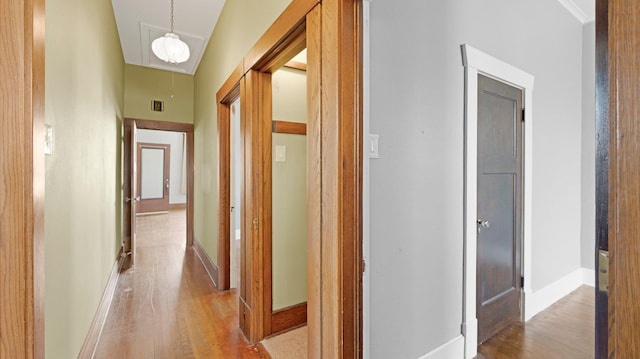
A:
123 118 194 267
461 44 534 358
230 99 242 290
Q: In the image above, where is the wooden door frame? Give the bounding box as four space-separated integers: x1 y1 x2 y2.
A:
136 142 171 213
461 44 534 359
0 0 45 356
216 0 363 356
124 118 195 247
597 0 640 357
594 0 608 357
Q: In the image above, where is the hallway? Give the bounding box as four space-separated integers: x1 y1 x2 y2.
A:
92 209 594 359
94 209 266 358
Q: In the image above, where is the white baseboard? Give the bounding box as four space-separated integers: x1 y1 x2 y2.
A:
524 267 592 321
463 319 477 359
417 335 465 359
582 268 595 287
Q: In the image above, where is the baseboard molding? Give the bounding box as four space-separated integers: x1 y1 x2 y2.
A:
524 267 589 321
192 239 219 289
270 302 307 335
78 248 125 359
417 335 465 359
582 268 595 287
169 203 187 210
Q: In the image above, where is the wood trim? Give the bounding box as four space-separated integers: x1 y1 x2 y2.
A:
78 248 125 358
243 0 318 73
0 0 45 356
193 239 220 289
214 1 364 354
270 302 308 335
169 203 187 210
217 62 244 104
255 25 307 74
306 6 322 357
317 0 364 357
272 120 307 135
284 60 307 72
594 0 609 357
217 102 232 291
132 118 194 133
241 70 273 342
607 0 640 356
124 118 195 247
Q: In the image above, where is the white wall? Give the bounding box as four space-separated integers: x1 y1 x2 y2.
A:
368 0 584 357
137 129 187 204
581 22 596 270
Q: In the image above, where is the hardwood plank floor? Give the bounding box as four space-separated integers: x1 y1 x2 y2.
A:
94 209 266 358
477 285 595 359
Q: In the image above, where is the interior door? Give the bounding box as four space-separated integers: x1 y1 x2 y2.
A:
477 74 524 344
123 120 138 267
136 143 171 213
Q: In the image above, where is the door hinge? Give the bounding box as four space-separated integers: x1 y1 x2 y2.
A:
522 108 525 122
520 276 525 288
362 258 366 273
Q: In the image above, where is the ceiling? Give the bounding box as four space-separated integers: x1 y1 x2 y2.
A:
111 0 593 76
111 0 225 75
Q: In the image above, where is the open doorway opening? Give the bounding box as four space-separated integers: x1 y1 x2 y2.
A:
260 48 309 358
230 99 241 290
123 118 194 268
135 129 188 250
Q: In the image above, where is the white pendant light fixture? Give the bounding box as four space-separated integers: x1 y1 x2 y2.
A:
152 0 190 64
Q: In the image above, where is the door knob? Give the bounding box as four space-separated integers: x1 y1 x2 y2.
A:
477 219 490 228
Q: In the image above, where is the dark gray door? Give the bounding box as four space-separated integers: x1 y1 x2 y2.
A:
477 74 523 344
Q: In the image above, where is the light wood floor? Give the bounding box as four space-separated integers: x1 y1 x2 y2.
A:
477 285 595 359
94 209 266 358
94 209 594 358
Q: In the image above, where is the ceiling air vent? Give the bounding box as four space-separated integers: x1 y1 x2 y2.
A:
152 100 164 112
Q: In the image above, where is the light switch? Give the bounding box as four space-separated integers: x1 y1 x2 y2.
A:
44 124 53 155
275 145 287 162
369 134 380 159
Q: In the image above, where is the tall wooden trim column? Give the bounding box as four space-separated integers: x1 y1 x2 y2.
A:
323 0 363 357
238 70 273 342
602 0 640 356
0 0 46 356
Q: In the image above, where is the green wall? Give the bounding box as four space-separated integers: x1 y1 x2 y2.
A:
271 68 308 310
124 64 194 124
193 0 292 263
44 0 124 357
